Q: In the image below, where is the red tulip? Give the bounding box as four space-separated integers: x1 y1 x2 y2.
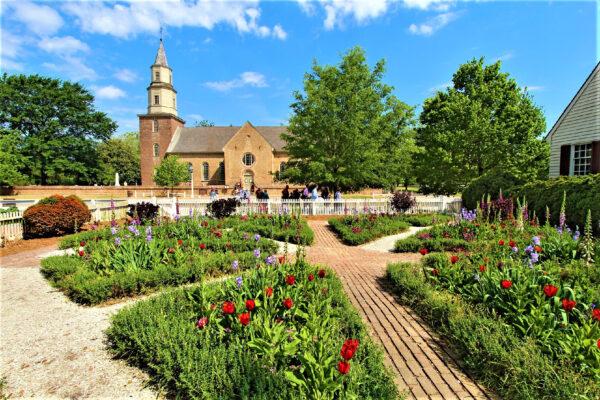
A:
500 280 512 289
222 301 236 315
283 298 293 309
278 256 285 264
498 239 505 246
340 339 359 360
431 269 439 276
265 287 273 297
317 269 326 279
450 255 459 264
245 299 255 312
508 240 516 248
199 243 206 250
479 265 486 272
79 241 86 247
561 298 576 312
597 339 600 349
177 239 183 246
543 284 558 298
592 309 600 322
167 247 175 254
308 274 315 282
285 275 296 285
419 248 429 255
78 250 85 257
196 317 208 329
534 245 542 253
337 361 351 375
239 312 251 326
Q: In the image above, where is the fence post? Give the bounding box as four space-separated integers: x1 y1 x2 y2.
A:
267 200 271 214
440 195 447 213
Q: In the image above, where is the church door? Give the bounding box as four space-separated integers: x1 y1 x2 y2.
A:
243 172 254 190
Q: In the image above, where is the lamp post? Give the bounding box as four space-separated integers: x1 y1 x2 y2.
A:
189 163 194 199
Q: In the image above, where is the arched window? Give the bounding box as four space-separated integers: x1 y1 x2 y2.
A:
279 162 286 174
242 153 255 166
219 161 225 182
202 162 209 181
152 119 158 132
154 71 160 81
153 143 159 157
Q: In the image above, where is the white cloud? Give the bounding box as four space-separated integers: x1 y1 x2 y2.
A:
1 58 24 72
272 24 288 40
320 0 390 30
94 85 127 99
38 36 89 56
8 1 64 36
62 1 286 40
526 85 544 92
205 71 268 92
402 0 454 11
408 12 458 36
188 114 205 121
428 81 452 93
114 68 138 83
43 56 97 81
493 52 514 62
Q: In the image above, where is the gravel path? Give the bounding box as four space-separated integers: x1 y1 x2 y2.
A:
359 226 428 253
0 247 158 399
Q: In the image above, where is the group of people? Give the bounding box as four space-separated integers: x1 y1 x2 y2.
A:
281 184 341 201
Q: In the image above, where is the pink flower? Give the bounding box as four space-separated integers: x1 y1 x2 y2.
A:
196 317 208 329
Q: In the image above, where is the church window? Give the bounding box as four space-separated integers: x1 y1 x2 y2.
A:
155 71 160 81
242 153 255 166
154 95 160 105
152 119 158 132
202 162 209 181
219 161 225 182
153 143 159 157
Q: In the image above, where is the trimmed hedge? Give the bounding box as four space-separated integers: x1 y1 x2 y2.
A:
516 175 600 234
387 263 597 400
394 237 471 253
328 215 409 245
462 170 523 210
23 195 90 238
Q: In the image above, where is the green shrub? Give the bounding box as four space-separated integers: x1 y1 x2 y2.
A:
328 214 410 245
23 195 91 238
387 263 598 400
223 214 314 245
462 170 523 210
516 175 600 234
107 260 398 399
394 236 470 253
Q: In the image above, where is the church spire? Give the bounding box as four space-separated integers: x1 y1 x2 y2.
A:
154 38 168 67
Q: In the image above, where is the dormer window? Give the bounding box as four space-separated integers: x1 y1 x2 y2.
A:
154 95 159 105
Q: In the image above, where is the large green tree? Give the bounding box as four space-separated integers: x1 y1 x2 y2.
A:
0 73 116 185
281 46 414 191
154 155 190 192
0 129 28 186
415 58 548 195
97 132 140 185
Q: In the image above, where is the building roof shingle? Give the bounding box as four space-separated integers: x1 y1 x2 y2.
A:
166 125 288 153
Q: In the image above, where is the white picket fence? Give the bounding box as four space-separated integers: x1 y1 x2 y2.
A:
141 196 462 218
0 211 24 241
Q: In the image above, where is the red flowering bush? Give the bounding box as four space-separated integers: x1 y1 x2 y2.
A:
24 195 91 238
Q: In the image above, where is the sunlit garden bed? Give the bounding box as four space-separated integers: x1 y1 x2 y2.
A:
107 257 399 399
387 206 600 399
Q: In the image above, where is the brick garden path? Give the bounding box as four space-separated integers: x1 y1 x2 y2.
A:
305 221 491 400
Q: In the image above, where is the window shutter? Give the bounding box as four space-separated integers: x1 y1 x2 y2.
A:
591 141 600 174
559 145 571 176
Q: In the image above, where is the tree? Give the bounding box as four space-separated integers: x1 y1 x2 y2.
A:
0 129 28 186
281 46 414 191
97 132 140 185
415 58 548 195
0 73 116 185
194 120 215 127
154 155 190 192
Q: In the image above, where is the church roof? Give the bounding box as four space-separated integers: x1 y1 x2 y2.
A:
154 39 168 67
167 125 288 153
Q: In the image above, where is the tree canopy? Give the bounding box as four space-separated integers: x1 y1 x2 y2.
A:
97 132 141 185
0 73 116 185
281 46 415 191
154 155 190 189
414 58 548 195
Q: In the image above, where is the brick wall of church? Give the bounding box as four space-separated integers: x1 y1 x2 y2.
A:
139 115 184 186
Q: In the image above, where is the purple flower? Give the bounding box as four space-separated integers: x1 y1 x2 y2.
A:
253 248 261 258
127 225 140 236
111 227 118 235
265 255 276 265
254 234 261 241
573 230 580 241
511 246 518 253
532 236 541 245
530 252 539 264
232 260 239 271
525 245 534 254
235 276 243 289
115 237 122 246
559 211 566 229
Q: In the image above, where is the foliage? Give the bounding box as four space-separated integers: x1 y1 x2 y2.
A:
208 198 241 219
127 202 159 223
328 214 409 245
281 46 415 191
0 206 19 214
462 170 523 209
387 262 598 400
223 214 314 245
193 119 215 127
97 132 140 185
515 174 600 235
153 155 190 189
0 73 116 185
415 58 548 195
106 259 398 399
0 129 28 186
23 195 90 238
391 191 416 213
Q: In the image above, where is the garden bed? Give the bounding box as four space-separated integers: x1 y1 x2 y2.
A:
387 213 600 399
328 213 452 246
42 216 307 305
107 258 399 399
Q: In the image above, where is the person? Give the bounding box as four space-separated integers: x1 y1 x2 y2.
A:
291 188 301 200
255 188 263 200
302 185 309 199
311 184 318 200
334 189 342 200
209 188 217 201
263 189 270 200
321 186 329 200
282 185 290 200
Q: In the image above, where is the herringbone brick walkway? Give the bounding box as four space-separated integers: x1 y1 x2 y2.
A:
305 221 492 400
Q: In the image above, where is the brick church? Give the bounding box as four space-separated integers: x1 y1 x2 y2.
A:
139 40 289 190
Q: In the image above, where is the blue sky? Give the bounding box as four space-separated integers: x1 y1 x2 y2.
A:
1 0 597 136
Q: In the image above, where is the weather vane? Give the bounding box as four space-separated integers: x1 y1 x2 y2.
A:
159 26 163 41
